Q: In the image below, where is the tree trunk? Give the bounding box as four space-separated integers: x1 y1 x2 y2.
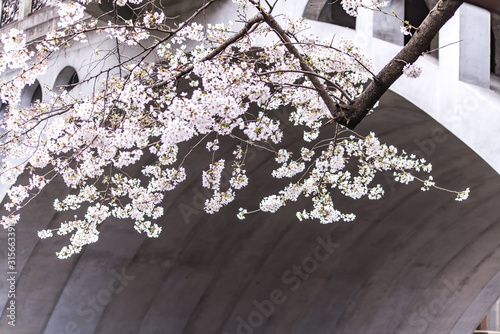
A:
338 0 464 129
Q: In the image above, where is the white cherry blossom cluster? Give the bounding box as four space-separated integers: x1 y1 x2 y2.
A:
0 0 468 258
240 132 467 222
243 112 282 143
260 195 283 213
202 159 225 190
230 167 248 190
400 25 412 36
143 11 166 28
455 188 470 201
205 189 235 214
0 214 19 229
0 29 32 72
341 0 363 16
341 0 388 17
38 229 53 239
403 63 423 78
275 149 291 164
57 1 85 28
272 161 305 179
116 0 144 7
134 220 162 238
206 139 219 151
56 245 82 259
103 25 149 45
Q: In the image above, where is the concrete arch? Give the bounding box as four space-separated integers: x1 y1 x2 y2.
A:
451 270 500 333
0 1 499 333
296 0 500 175
1 91 499 333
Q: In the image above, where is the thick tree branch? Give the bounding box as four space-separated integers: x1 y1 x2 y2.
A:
340 0 464 129
252 1 347 120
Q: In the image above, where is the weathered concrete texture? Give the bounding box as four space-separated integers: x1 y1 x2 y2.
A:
302 0 327 21
458 4 491 88
436 2 491 87
0 91 499 334
0 6 60 43
373 0 404 46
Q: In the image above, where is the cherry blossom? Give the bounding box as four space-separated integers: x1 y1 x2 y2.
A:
403 63 423 78
0 0 469 258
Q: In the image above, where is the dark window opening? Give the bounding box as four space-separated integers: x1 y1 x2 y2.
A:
20 80 43 108
31 84 43 105
318 1 356 29
68 72 79 90
99 0 139 23
404 0 431 49
54 67 80 93
491 14 500 75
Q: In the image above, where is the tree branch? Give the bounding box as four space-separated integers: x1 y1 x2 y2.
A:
257 69 352 103
340 0 464 129
152 13 264 88
251 1 347 120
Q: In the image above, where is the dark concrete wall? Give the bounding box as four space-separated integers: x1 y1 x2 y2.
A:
0 91 499 334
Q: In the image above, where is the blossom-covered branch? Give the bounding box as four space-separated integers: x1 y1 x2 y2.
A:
338 0 464 129
0 0 468 258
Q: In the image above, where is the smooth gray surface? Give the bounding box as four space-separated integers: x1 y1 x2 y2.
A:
459 4 491 88
373 0 404 46
0 91 499 334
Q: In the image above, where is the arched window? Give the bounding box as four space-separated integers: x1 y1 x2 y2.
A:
20 80 43 108
53 66 79 93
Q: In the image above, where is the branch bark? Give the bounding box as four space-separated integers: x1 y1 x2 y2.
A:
253 0 463 130
253 2 346 120
340 0 464 129
152 13 264 88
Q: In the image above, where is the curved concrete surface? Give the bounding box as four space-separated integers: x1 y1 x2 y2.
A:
0 90 499 334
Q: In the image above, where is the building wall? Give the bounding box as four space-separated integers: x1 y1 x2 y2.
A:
1 1 500 333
